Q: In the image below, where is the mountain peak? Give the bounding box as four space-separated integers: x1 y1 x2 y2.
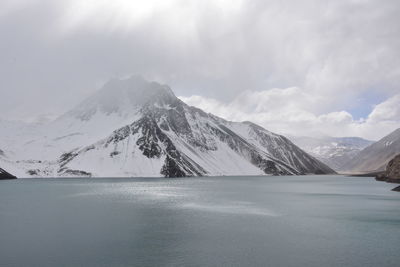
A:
67 76 177 121
1 75 335 177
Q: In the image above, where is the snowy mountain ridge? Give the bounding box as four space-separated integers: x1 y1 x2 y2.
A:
289 136 374 171
1 76 335 178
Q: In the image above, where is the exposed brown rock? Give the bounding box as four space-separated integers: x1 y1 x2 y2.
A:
385 154 400 181
375 154 400 192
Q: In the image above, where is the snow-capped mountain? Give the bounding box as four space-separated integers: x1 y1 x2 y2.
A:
289 136 373 171
1 76 335 177
1 76 163 161
341 128 400 174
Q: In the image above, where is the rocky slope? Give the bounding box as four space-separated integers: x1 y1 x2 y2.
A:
1 76 335 178
375 154 400 192
0 168 16 180
289 136 373 171
342 128 400 174
376 154 400 182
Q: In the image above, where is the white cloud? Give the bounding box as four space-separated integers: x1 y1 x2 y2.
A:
179 91 400 140
0 0 399 132
367 94 400 123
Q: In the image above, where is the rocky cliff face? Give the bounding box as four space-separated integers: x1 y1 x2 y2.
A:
385 154 400 181
376 154 400 182
375 154 400 192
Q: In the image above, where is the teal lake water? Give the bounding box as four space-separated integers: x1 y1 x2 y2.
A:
0 175 399 267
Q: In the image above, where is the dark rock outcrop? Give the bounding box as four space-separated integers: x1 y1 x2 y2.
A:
392 186 400 192
376 154 400 183
375 154 400 192
0 168 17 180
384 154 400 182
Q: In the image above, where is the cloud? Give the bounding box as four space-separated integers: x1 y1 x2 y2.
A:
179 91 400 140
367 94 400 123
0 0 399 137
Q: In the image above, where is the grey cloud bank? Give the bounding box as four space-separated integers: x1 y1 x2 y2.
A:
0 0 399 139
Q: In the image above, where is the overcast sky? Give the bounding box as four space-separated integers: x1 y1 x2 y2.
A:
0 0 399 140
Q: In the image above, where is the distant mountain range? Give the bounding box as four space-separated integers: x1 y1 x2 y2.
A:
341 128 400 174
289 136 374 171
290 128 400 174
0 76 334 178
